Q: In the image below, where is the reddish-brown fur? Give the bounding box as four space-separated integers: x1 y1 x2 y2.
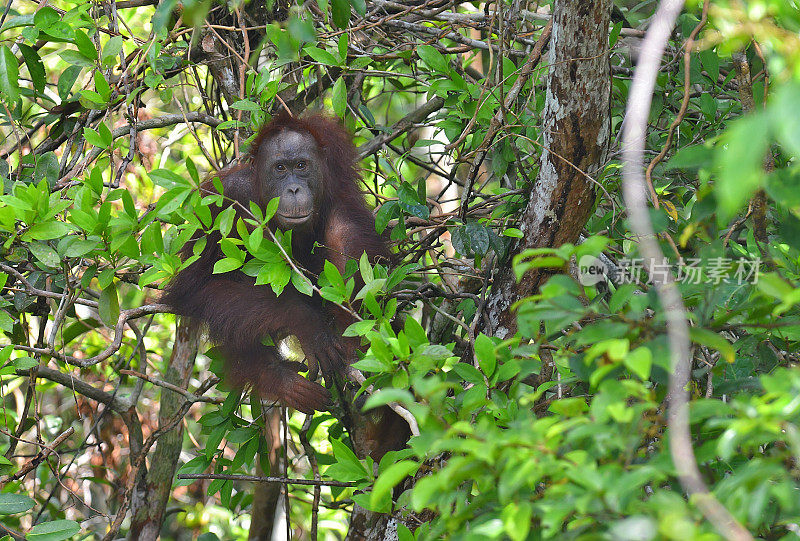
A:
162 114 390 413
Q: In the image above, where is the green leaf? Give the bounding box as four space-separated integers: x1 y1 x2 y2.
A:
64 238 100 257
213 258 243 274
332 76 346 118
665 144 713 171
291 271 314 296
0 310 14 333
99 123 113 147
503 502 533 541
227 427 258 444
73 29 98 59
304 46 338 66
29 241 60 267
246 227 263 253
624 347 652 380
78 90 108 109
323 259 345 292
689 327 735 364
453 363 484 385
374 201 398 234
328 438 369 482
287 16 316 43
773 82 800 159
0 45 20 103
97 268 114 289
397 182 429 219
59 49 95 68
230 99 261 112
152 0 179 33
264 197 280 221
451 222 490 258
33 152 60 187
33 6 60 32
608 283 637 313
343 319 376 337
13 356 37 370
19 44 46 93
350 0 366 16
358 252 374 283
474 333 496 376
98 282 120 327
94 71 112 102
149 168 189 188
410 474 441 511
0 493 35 514
699 49 720 83
370 460 418 509
337 34 348 63
608 20 622 47
60 317 101 345
24 220 74 241
57 66 82 100
28 519 81 541
363 389 414 411
102 36 124 63
84 127 105 147
0 14 34 32
714 113 769 219
404 316 427 348
549 397 588 416
331 0 350 29
218 206 235 237
417 44 449 74
263 261 291 295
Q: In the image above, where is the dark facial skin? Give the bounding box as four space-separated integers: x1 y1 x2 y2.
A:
256 130 324 231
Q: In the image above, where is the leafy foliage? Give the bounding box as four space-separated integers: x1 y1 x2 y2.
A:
0 0 799 539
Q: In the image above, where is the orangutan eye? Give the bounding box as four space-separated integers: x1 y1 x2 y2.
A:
275 163 286 172
296 161 306 170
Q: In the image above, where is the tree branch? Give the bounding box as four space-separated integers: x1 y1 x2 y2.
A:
357 96 445 157
621 1 752 539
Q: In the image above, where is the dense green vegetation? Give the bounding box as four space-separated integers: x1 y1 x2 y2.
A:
1 0 799 539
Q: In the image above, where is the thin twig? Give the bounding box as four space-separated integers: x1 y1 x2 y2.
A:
299 415 322 540
0 427 75 484
357 96 445 157
15 366 132 413
644 0 710 208
177 473 355 487
119 369 223 403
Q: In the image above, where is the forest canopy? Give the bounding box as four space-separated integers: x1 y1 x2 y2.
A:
1 0 800 540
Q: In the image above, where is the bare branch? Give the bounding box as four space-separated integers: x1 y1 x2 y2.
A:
1 427 75 484
621 1 752 539
120 369 222 404
381 19 527 57
2 304 173 368
177 473 356 487
357 96 445 157
15 366 132 413
0 263 98 308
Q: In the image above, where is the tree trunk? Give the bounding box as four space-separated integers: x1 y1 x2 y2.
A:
485 0 612 338
344 2 612 539
129 319 200 540
248 406 283 540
